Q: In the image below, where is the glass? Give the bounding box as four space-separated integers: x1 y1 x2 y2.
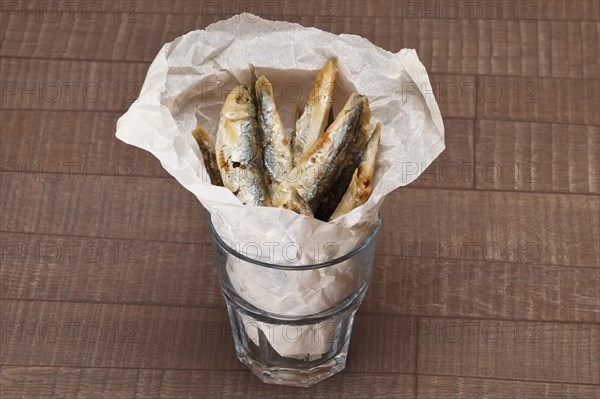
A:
209 216 380 387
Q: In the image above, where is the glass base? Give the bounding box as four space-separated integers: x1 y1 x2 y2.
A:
236 340 349 387
222 284 366 387
208 213 380 387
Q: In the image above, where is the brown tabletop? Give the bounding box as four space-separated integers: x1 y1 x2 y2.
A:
1 1 599 398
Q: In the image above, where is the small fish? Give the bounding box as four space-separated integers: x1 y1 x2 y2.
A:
329 122 381 220
191 127 223 186
255 75 292 197
315 99 371 220
292 59 338 163
274 93 367 210
216 85 272 206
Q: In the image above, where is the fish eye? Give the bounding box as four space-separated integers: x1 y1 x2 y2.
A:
236 94 250 104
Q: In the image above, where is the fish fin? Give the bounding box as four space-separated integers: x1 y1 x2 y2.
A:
295 103 303 121
327 105 334 127
289 103 304 167
249 64 258 107
192 127 224 186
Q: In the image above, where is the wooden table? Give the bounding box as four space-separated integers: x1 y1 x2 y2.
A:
1 1 598 397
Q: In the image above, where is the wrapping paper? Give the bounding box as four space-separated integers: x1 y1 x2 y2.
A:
116 14 444 358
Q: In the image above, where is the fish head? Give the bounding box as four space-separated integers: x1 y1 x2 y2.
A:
221 85 256 120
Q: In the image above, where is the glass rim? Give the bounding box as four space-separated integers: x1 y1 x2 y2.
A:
208 213 381 270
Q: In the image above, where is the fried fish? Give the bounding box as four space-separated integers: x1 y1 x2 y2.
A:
330 122 381 220
192 126 223 186
216 85 272 206
315 98 372 220
292 59 338 164
255 75 292 197
274 93 367 210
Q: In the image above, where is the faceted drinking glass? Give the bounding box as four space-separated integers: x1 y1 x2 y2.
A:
209 216 380 387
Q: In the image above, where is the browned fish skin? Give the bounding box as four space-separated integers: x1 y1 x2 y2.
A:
329 122 381 220
275 93 366 210
192 127 223 186
216 85 272 206
272 186 314 217
315 99 371 220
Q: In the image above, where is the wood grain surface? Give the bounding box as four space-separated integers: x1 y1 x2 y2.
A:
1 0 598 398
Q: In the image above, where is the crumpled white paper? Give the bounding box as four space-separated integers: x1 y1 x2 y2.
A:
116 14 444 359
